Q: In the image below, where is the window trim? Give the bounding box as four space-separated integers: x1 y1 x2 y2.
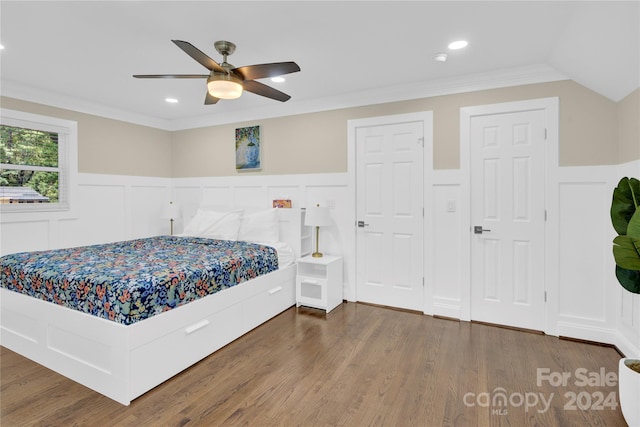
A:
0 108 78 213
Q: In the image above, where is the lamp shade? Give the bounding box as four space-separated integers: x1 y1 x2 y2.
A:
207 73 243 99
305 205 331 227
161 202 181 220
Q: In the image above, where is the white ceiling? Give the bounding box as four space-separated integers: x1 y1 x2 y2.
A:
1 1 638 131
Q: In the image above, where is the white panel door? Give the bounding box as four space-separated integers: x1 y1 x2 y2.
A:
470 110 546 330
356 121 423 311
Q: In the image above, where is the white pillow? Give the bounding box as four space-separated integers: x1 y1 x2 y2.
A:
181 210 209 237
238 208 280 242
182 209 243 241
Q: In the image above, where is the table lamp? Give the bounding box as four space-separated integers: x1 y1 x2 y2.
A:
305 204 331 257
161 201 181 235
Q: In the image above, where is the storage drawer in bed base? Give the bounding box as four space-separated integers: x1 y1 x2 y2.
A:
0 264 296 405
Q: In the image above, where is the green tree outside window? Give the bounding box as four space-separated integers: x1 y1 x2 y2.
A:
0 125 60 203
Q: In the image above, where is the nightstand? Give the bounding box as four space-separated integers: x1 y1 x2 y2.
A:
296 255 343 313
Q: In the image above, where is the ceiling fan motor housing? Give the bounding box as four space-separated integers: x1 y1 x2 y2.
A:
214 40 236 57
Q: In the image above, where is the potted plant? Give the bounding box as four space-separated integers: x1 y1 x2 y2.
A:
611 176 640 426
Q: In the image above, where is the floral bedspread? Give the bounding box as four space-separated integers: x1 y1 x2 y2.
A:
0 236 278 325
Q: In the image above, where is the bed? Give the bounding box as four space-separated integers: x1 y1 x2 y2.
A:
0 207 304 405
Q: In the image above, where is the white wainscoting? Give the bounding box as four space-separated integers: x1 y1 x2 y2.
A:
427 161 640 357
428 169 463 319
0 172 351 299
0 174 172 256
2 166 638 356
552 162 639 357
553 166 617 343
171 173 352 299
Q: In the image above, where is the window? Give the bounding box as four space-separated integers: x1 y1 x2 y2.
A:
0 109 77 212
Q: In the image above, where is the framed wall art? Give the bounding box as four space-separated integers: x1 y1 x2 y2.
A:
272 199 292 208
235 125 261 171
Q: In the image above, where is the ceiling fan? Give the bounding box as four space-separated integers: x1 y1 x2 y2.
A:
133 40 301 104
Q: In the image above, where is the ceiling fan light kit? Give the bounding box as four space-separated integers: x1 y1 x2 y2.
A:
433 52 448 62
207 73 243 99
133 39 300 105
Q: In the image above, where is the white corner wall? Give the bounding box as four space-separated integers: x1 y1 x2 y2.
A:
553 161 640 357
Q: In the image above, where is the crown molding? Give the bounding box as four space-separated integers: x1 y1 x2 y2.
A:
2 64 567 131
1 80 173 130
171 64 567 130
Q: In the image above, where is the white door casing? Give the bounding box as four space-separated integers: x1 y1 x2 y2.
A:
470 110 546 331
352 117 426 311
460 97 559 335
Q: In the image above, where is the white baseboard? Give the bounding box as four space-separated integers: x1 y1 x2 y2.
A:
432 299 462 319
557 321 619 346
616 331 640 359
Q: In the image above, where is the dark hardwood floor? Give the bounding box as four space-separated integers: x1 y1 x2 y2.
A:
1 302 627 426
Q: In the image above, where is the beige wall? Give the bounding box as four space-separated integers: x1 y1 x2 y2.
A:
1 97 172 177
617 88 640 164
171 109 349 177
3 79 635 178
172 80 623 176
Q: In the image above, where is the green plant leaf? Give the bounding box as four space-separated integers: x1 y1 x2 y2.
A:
611 177 640 294
628 209 640 238
611 177 640 235
615 265 640 294
613 235 640 270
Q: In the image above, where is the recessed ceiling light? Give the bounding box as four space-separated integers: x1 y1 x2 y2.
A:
433 52 448 62
448 40 468 50
271 76 285 83
0 44 5 50
165 98 179 103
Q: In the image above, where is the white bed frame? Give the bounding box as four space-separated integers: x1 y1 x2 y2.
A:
0 208 304 405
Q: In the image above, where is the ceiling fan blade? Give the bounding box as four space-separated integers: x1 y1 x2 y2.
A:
204 91 220 105
133 74 209 79
242 80 291 102
171 40 225 73
234 62 300 81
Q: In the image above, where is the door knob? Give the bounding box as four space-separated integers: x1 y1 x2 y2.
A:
474 225 491 234
357 220 369 228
